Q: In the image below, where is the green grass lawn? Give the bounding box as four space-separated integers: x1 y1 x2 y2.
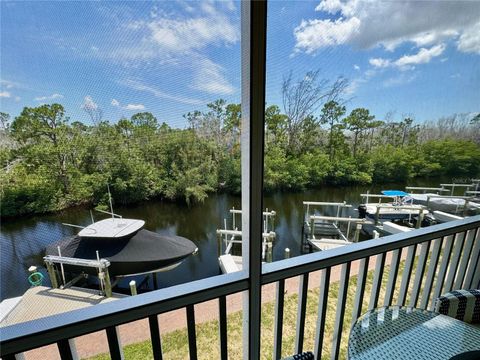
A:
86 251 438 360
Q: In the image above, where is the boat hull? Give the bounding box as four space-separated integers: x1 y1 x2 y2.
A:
46 229 198 277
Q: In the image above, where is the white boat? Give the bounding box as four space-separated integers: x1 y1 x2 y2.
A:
359 190 428 222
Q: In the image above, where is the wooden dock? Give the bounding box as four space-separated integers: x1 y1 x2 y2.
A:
0 286 124 327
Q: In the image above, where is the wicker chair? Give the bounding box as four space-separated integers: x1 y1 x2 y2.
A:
434 289 480 324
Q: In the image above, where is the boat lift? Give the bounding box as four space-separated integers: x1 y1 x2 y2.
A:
43 254 113 297
303 201 365 251
217 207 276 273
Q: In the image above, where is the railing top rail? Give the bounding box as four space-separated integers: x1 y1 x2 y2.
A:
262 215 480 284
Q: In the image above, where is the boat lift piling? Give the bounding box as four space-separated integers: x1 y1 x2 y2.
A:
43 255 113 297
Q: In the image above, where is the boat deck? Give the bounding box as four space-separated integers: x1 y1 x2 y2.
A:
0 286 125 327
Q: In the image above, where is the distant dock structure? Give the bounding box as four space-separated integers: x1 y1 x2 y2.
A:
217 207 276 273
302 201 365 251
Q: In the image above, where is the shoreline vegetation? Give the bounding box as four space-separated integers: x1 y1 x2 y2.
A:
1 73 479 218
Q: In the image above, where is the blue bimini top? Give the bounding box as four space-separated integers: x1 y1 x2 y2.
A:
381 190 409 197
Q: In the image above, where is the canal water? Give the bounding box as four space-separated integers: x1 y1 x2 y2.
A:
0 179 448 300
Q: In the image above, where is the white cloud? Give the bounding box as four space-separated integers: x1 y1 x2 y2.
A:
457 22 480 54
294 0 480 55
353 64 360 70
0 91 11 98
82 95 99 111
383 73 417 88
369 58 391 68
34 93 64 101
111 98 145 111
395 44 445 68
1 80 14 89
93 4 238 96
147 16 237 53
15 96 21 102
369 44 445 71
294 17 360 54
124 104 145 111
191 58 235 95
121 79 203 105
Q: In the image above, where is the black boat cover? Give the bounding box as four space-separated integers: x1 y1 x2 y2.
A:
45 229 197 277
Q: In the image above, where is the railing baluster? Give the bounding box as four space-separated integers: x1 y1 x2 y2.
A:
148 315 163 360
463 227 480 288
454 229 476 289
430 235 454 309
351 257 369 326
273 280 285 360
314 267 331 360
186 305 198 360
368 253 385 310
444 231 466 292
397 245 417 306
471 257 480 289
420 237 443 310
384 249 401 307
105 326 123 360
409 241 431 308
57 339 77 360
295 273 309 354
330 262 351 360
218 296 228 360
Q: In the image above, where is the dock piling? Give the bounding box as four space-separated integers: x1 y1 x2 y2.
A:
45 261 59 289
129 280 137 296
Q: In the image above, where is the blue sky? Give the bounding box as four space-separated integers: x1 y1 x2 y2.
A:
1 0 479 128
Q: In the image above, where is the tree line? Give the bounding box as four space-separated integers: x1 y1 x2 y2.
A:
1 71 479 217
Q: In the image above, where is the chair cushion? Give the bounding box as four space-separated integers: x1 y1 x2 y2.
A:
281 351 314 360
435 289 480 324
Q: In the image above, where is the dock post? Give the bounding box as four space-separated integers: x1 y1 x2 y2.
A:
129 280 137 296
375 206 380 225
284 248 290 259
266 243 273 263
103 267 112 298
416 210 425 229
463 200 469 217
354 223 362 243
45 261 59 289
217 233 222 257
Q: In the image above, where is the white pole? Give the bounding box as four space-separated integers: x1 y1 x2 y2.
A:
57 246 66 286
107 184 114 219
96 250 105 293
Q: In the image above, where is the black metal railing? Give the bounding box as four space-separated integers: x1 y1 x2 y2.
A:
1 216 479 360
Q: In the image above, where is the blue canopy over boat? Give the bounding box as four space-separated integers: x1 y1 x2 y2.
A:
381 190 409 197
